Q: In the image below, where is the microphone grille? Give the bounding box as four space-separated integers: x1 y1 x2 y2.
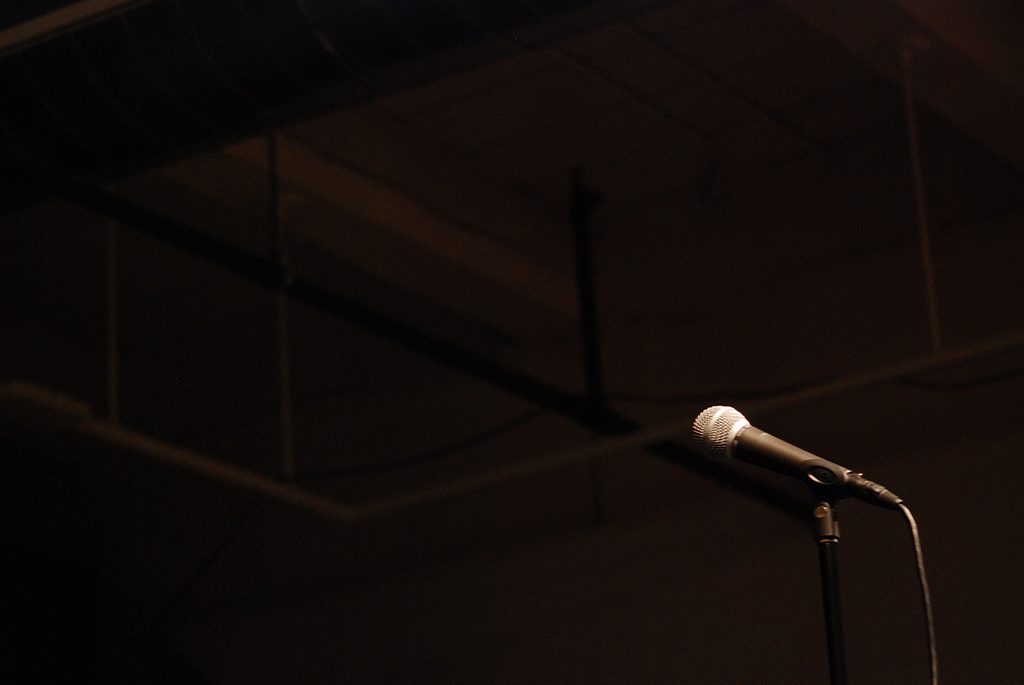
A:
692 405 749 460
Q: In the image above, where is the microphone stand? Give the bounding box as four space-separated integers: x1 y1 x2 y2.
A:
813 500 847 685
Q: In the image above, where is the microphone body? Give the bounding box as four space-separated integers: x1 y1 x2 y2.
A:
693 406 902 509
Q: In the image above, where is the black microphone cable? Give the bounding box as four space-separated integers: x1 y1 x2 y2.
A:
898 502 938 685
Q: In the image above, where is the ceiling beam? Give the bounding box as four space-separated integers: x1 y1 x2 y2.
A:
778 0 1024 170
223 135 579 320
895 0 1024 101
0 0 159 58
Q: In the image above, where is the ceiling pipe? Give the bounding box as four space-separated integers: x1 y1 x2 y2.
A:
0 382 366 523
0 380 799 523
7 325 1024 523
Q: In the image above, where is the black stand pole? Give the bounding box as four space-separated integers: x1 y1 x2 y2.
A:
813 501 847 685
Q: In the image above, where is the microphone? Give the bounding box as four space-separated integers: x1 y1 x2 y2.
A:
692 406 903 509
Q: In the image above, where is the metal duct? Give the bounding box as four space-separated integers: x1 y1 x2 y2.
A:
0 0 656 181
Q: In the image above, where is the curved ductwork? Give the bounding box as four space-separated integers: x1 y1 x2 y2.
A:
0 0 647 182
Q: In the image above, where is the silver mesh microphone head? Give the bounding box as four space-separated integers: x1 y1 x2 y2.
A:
692 406 750 461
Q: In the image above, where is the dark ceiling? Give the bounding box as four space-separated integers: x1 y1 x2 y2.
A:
2 0 1024 683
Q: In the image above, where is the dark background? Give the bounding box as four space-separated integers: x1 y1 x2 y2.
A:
2 0 1023 682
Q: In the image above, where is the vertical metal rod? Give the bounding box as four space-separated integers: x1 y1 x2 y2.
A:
814 502 847 685
819 540 848 685
570 170 605 404
106 219 119 426
267 131 282 261
570 171 606 524
901 45 942 354
269 131 296 480
277 292 295 481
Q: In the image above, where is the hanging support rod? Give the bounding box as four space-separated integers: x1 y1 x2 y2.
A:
570 170 606 406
